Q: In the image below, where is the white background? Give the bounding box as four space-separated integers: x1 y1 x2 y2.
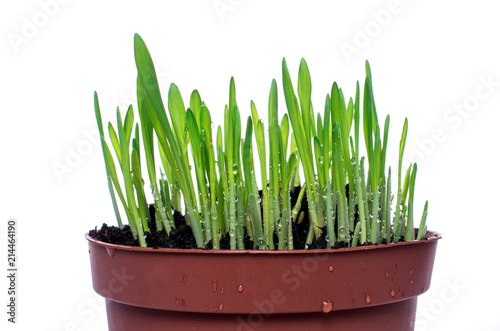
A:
1 0 499 330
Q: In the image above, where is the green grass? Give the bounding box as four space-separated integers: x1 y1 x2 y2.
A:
93 33 429 249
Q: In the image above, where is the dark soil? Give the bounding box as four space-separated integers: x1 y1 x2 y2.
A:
89 185 377 250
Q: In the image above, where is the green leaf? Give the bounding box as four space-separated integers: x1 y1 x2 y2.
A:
354 81 360 161
243 117 266 249
108 123 121 164
269 79 280 197
190 89 202 129
168 83 187 148
417 201 428 240
117 107 145 247
124 105 134 144
131 148 150 232
298 58 312 142
363 77 373 165
281 113 290 157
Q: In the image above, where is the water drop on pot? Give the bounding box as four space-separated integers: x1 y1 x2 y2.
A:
410 279 413 285
175 298 180 305
390 289 395 297
321 300 333 313
106 247 116 258
212 280 218 292
365 293 371 304
205 305 209 311
218 304 223 311
328 266 334 272
385 269 390 278
181 274 187 286
409 269 413 275
220 288 224 295
237 285 244 293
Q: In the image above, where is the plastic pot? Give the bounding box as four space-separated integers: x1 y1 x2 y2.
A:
86 230 440 331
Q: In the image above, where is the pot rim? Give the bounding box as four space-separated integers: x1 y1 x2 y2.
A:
85 229 441 255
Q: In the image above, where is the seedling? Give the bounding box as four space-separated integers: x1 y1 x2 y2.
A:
93 34 428 249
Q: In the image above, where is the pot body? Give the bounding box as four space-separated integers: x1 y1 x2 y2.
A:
87 231 440 331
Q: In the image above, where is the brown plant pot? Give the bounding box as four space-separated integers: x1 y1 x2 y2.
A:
87 230 440 331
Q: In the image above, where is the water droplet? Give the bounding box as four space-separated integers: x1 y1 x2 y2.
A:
184 127 188 134
328 266 334 272
212 280 218 292
105 247 116 258
205 305 209 311
218 304 223 311
220 288 224 295
390 289 395 297
321 300 333 313
365 293 371 304
181 274 187 286
352 299 356 307
410 279 413 285
175 298 180 305
421 287 425 293
409 269 413 275
237 285 244 293
180 299 186 309
385 270 390 278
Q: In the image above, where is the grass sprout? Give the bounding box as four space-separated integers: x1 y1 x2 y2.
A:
93 33 429 249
